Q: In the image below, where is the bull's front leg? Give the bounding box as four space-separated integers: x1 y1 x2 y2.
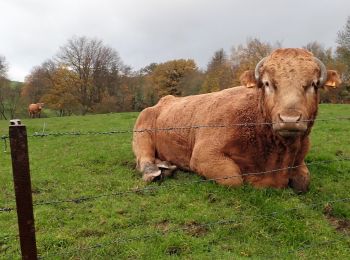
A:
190 143 243 186
288 163 310 193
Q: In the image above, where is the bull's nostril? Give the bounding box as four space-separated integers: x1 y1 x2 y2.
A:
279 114 302 123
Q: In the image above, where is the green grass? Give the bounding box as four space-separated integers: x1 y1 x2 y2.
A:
0 104 350 259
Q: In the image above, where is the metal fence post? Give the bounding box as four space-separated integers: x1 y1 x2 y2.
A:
9 119 38 260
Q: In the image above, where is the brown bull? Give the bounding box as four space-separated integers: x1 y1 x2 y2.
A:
28 103 44 118
133 48 341 193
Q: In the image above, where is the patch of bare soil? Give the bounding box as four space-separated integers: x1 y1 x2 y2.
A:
166 245 182 256
155 219 170 233
183 221 208 237
323 204 350 235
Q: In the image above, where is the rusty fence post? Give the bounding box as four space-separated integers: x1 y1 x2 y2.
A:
9 119 38 260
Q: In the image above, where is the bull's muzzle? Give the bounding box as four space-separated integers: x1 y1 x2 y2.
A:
273 113 307 137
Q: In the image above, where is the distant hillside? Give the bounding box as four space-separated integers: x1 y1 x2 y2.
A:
9 80 23 88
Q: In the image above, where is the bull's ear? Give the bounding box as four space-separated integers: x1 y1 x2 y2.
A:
323 70 342 89
240 70 257 88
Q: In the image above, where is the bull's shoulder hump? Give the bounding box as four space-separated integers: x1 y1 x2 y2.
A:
184 86 255 100
158 95 177 104
212 86 257 101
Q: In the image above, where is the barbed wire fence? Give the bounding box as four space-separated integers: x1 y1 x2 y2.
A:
40 196 350 258
1 116 350 258
1 158 349 214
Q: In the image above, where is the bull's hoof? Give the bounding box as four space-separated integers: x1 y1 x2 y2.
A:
142 163 162 182
142 170 162 182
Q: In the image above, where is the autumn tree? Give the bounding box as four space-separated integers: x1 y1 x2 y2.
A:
56 36 126 114
41 66 81 116
22 60 56 104
179 70 205 96
132 64 160 109
201 49 233 93
150 59 197 97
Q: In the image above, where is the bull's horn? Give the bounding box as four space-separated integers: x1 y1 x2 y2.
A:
313 57 327 86
254 57 266 81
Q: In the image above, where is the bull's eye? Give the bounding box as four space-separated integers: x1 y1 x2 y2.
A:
305 81 318 94
263 80 274 94
311 81 319 91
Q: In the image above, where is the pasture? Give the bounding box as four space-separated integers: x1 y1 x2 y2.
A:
0 104 350 259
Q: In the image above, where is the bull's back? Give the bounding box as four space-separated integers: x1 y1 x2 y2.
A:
153 87 258 168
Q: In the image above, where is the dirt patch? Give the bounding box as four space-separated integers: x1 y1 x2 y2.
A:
327 216 350 235
207 193 219 203
323 204 350 235
166 246 182 256
116 209 128 215
31 187 41 194
183 221 208 237
155 220 170 233
335 150 344 157
76 228 106 238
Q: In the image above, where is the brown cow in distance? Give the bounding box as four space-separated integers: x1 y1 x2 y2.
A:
28 103 44 118
133 48 341 193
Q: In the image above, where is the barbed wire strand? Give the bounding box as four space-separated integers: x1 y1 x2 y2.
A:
59 196 350 239
286 240 342 255
1 117 349 141
5 196 350 257
41 196 350 258
1 158 349 213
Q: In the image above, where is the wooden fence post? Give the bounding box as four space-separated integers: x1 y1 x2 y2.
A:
9 119 38 260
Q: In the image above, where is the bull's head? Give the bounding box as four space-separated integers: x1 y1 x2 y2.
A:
241 48 341 138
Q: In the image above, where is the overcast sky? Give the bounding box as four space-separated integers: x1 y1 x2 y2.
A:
0 0 349 82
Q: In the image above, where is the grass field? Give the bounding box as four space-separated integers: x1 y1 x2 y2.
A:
0 104 350 259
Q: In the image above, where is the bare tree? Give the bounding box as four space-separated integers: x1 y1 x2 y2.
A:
303 41 333 63
231 38 278 68
230 38 279 85
0 55 8 78
336 16 350 83
56 36 125 114
0 55 9 119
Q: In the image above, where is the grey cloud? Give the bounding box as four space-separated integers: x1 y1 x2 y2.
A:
0 0 349 81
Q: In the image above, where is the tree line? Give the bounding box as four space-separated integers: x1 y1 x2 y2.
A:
1 17 350 119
